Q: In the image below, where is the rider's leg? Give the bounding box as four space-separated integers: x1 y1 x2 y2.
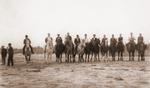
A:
29 45 34 54
23 45 25 55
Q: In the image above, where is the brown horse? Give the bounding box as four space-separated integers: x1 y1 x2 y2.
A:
136 43 147 61
126 42 136 61
117 42 125 61
64 39 74 63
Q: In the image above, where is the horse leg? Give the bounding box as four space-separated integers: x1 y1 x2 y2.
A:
29 55 31 62
60 54 63 63
121 51 123 61
112 52 115 61
25 56 28 63
132 51 134 61
94 53 97 62
87 54 90 62
138 52 140 61
141 52 145 61
129 52 131 61
90 53 92 62
118 51 120 61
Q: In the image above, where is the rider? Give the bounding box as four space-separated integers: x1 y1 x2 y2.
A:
74 34 81 51
137 33 144 44
66 32 72 41
23 35 34 55
45 33 53 49
118 34 123 43
91 34 97 41
101 34 108 46
83 34 89 46
128 32 136 44
55 34 63 44
65 32 72 44
110 34 117 46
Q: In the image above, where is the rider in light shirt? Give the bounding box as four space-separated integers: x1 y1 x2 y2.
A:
101 34 108 46
23 35 34 54
128 32 136 44
45 33 53 48
83 34 89 46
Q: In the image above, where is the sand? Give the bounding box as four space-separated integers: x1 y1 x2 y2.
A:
0 54 150 88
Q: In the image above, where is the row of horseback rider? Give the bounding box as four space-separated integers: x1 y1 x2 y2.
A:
23 32 146 62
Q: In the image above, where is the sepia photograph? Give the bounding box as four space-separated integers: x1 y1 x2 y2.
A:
0 0 150 88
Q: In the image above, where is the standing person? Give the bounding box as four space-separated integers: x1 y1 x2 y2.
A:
1 46 7 65
23 35 34 55
7 43 14 66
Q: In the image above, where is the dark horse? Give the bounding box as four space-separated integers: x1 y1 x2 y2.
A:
84 42 92 62
64 39 74 63
117 42 125 61
126 42 136 61
109 44 117 61
55 43 65 63
90 39 100 62
136 43 147 61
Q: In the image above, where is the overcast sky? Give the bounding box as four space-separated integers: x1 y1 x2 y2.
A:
0 0 150 48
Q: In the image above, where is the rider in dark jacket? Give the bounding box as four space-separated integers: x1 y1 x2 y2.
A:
74 35 81 52
56 34 63 44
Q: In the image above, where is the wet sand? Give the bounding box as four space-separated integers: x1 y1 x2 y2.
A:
0 54 150 88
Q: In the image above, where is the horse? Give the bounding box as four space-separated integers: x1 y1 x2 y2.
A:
54 43 65 63
84 42 92 62
77 42 85 63
44 43 53 64
126 42 136 61
90 38 100 62
64 39 74 63
109 44 117 61
24 44 32 63
101 40 109 61
136 43 147 61
117 42 125 61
